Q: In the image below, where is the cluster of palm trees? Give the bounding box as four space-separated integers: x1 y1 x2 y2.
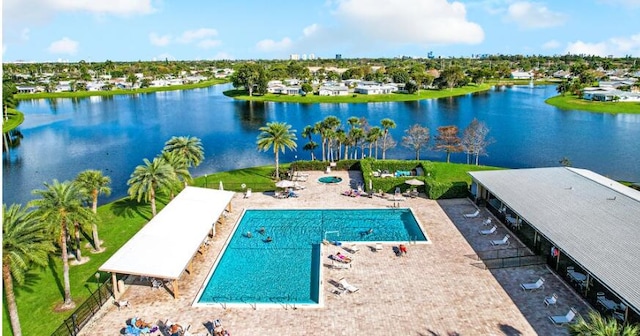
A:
3 170 111 336
298 116 398 163
127 136 204 217
2 135 203 336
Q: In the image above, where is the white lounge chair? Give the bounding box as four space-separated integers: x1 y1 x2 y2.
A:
544 293 558 307
332 261 351 269
521 277 545 291
482 217 492 226
244 188 252 198
347 244 360 254
549 308 577 326
491 234 510 246
338 278 360 293
115 299 130 310
463 209 480 218
479 225 497 235
375 243 383 251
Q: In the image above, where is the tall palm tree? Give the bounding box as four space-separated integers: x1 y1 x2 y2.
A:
127 157 176 217
256 121 297 180
3 204 55 336
163 136 204 168
30 180 96 309
321 116 341 162
159 150 191 195
380 118 396 160
366 127 382 159
301 125 317 160
569 310 639 336
74 170 111 251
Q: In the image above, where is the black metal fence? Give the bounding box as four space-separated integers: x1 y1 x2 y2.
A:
51 279 113 336
471 247 546 270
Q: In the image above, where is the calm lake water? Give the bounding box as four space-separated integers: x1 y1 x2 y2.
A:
3 84 640 206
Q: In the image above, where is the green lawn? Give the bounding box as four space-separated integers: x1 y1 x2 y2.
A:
2 109 24 133
546 94 640 114
224 84 492 103
14 79 229 100
1 161 492 335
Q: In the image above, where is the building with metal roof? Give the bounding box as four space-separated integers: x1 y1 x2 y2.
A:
469 167 640 321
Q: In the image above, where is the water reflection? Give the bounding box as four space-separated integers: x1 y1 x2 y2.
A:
3 84 640 206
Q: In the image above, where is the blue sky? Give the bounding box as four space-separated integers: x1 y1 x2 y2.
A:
2 0 640 62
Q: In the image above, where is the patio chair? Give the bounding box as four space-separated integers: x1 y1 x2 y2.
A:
549 307 578 326
375 243 383 251
463 209 480 218
521 277 545 291
479 225 497 235
338 277 360 293
346 244 360 254
151 278 164 289
115 299 130 310
544 293 558 307
332 261 351 269
244 188 252 198
491 234 510 246
482 217 492 226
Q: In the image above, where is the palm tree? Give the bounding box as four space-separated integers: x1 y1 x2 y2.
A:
321 116 341 162
301 125 317 160
128 157 175 217
569 310 639 336
256 121 297 180
366 127 382 159
3 204 55 336
158 150 191 195
380 118 396 159
163 136 204 168
74 170 111 251
30 180 96 309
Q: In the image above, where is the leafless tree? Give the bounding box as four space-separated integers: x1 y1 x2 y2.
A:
402 124 430 160
378 134 397 159
461 119 494 165
435 125 463 163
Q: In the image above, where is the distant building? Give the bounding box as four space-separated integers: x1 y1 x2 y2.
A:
290 54 300 61
308 53 316 60
336 54 342 60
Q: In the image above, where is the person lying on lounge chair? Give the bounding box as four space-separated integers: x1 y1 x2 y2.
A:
334 252 352 263
168 323 183 336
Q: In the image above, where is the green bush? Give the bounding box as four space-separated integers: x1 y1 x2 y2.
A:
425 180 469 199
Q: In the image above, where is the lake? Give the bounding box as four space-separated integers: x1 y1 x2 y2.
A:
3 84 640 206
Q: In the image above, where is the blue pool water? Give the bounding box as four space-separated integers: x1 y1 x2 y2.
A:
197 208 427 305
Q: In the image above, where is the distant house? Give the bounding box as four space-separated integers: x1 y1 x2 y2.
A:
318 85 349 96
582 87 640 102
510 71 533 80
16 85 38 94
267 83 301 95
354 82 397 95
553 70 572 79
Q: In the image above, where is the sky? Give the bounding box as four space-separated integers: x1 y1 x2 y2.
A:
2 0 640 63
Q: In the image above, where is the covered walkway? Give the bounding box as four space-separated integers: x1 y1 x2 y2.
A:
100 186 235 298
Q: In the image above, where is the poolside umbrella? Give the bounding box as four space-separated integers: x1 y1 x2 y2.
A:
405 178 424 186
275 180 295 189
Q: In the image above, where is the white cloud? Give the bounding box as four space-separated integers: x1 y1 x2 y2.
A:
303 24 319 37
564 33 640 57
21 28 30 41
153 53 176 61
542 40 561 49
149 33 172 47
505 2 566 29
197 39 221 49
256 37 293 52
47 37 79 55
45 0 155 15
211 51 234 60
564 41 608 56
177 28 218 44
331 0 483 45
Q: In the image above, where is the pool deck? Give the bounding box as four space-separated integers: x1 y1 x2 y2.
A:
82 170 590 336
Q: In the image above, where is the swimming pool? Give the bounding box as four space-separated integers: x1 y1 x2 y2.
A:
195 208 428 307
317 176 343 184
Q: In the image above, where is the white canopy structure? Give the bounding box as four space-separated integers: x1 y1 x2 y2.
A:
100 186 235 298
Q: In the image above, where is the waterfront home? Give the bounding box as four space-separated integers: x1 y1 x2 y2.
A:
582 87 640 102
318 85 349 96
354 82 398 95
510 71 533 80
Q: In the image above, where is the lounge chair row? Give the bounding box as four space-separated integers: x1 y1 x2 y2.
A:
519 277 579 326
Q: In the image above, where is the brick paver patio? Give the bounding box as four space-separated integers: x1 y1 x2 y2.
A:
81 170 590 336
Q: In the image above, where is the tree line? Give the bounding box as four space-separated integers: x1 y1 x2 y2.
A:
254 116 495 180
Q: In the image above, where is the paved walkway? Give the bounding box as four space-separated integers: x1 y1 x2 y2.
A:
82 170 590 336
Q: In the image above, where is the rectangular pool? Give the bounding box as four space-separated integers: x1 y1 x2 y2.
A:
195 208 428 307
